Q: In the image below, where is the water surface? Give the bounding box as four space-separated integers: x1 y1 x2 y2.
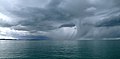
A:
0 40 120 59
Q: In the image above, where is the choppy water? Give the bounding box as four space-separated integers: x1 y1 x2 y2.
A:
0 40 120 59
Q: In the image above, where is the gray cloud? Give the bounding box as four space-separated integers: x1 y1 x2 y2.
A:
59 23 75 28
96 15 120 27
0 0 120 39
84 26 120 38
0 0 74 31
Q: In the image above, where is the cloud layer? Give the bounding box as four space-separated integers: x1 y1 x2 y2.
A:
0 0 120 39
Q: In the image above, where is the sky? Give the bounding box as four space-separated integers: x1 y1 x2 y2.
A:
0 0 120 39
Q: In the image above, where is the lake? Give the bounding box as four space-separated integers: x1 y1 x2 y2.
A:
0 40 120 59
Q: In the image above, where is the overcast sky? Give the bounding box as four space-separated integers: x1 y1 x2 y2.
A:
0 0 120 39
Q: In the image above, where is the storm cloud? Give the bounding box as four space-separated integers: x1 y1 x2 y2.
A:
0 0 120 39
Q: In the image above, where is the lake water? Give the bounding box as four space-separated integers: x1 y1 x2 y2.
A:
0 40 120 59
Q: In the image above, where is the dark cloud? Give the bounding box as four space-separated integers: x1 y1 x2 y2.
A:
7 1 74 31
59 23 75 28
1 0 120 39
96 15 120 27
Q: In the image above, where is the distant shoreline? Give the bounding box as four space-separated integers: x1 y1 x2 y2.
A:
0 39 16 40
0 39 120 41
0 39 48 40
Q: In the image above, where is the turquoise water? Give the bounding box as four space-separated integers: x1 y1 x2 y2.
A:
0 40 120 59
